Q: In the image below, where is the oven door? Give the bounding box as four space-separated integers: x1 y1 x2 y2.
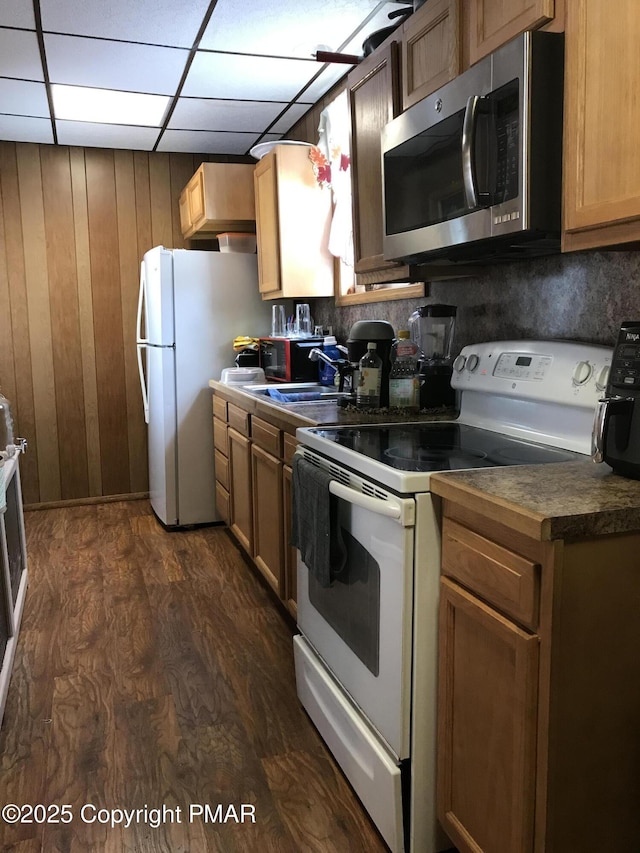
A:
295 455 415 760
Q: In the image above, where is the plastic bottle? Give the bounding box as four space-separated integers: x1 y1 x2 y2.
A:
318 335 342 387
389 331 420 411
356 342 383 409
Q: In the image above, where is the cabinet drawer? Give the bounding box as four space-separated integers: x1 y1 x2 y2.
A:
215 482 230 525
442 518 540 630
228 402 251 436
212 395 228 422
213 417 228 456
283 433 298 466
252 416 282 457
214 448 229 490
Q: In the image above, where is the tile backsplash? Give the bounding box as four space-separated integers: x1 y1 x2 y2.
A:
312 250 640 354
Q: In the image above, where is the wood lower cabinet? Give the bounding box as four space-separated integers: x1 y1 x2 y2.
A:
179 162 256 240
401 0 461 110
212 395 230 524
438 578 538 853
282 433 299 619
211 390 298 615
251 415 284 596
434 495 640 853
563 0 640 251
228 427 253 556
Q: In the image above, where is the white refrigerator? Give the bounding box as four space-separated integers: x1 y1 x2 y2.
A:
136 246 271 527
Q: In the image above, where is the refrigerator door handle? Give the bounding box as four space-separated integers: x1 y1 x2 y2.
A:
136 260 148 344
137 343 150 424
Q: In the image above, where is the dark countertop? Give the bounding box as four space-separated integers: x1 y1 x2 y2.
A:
430 461 640 541
209 379 456 432
211 380 640 542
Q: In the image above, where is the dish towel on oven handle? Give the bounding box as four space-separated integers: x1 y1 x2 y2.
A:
290 455 347 587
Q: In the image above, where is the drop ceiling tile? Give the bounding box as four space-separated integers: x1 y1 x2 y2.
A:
270 103 313 135
0 0 36 29
157 129 264 155
0 28 44 81
40 0 212 48
0 80 50 117
182 52 317 102
199 0 381 58
302 64 351 104
44 34 188 95
168 98 287 133
0 115 53 144
56 120 160 150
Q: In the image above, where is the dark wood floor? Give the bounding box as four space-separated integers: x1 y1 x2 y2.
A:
0 500 389 852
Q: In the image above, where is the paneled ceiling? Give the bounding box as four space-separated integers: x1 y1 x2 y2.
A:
0 0 406 155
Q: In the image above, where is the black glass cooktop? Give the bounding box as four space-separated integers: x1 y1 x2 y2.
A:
309 422 582 472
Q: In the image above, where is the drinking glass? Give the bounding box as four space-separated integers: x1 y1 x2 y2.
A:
295 303 312 336
271 304 286 337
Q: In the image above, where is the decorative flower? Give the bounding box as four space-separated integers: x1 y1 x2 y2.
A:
309 145 331 188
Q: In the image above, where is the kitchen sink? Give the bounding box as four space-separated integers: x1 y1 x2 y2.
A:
243 383 351 403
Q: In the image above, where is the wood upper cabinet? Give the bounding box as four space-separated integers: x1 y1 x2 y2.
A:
463 0 556 67
347 40 411 284
179 162 256 239
563 0 640 252
253 144 334 300
401 0 462 110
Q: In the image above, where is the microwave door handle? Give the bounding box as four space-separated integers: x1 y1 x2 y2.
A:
462 95 480 209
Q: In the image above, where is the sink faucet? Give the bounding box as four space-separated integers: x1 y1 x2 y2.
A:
309 347 353 393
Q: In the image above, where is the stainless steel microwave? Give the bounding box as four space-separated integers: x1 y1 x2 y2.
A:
381 31 564 265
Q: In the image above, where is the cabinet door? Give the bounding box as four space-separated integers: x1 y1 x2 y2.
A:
347 41 410 282
254 153 282 297
251 444 284 595
402 0 461 110
563 0 640 251
228 427 253 556
437 578 538 853
465 0 554 66
282 463 297 618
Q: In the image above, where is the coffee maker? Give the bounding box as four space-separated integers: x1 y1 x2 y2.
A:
593 321 640 479
408 304 457 408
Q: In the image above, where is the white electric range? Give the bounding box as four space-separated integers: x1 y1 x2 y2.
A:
292 339 612 853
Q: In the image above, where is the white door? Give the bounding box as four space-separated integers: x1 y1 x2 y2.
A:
295 457 415 760
147 344 177 526
143 246 175 346
170 250 271 525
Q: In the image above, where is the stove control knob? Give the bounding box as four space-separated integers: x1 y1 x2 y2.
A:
595 364 610 392
572 360 593 386
466 354 480 372
453 354 467 372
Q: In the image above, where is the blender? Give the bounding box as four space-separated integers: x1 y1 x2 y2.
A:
408 304 457 408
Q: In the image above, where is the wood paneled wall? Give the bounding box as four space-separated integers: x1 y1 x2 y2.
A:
0 142 209 506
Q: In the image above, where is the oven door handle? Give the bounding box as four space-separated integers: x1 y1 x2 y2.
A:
329 480 407 523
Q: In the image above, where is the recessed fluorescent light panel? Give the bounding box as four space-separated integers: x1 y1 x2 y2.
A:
51 84 170 127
